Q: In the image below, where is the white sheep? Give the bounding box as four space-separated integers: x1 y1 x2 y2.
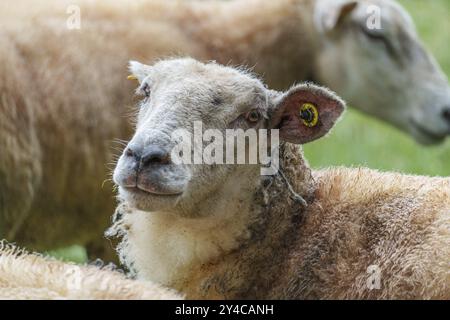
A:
109 58 450 299
2 0 449 261
0 243 182 300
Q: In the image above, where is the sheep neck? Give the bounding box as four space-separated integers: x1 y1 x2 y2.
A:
183 143 315 298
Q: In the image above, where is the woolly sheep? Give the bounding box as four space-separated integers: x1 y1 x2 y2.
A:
0 243 182 300
2 0 450 260
110 58 450 299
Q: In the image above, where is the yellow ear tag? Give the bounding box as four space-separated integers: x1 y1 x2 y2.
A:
127 75 138 81
299 103 319 127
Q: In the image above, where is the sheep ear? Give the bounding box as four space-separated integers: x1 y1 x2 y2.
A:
269 84 345 144
314 0 358 33
128 61 152 83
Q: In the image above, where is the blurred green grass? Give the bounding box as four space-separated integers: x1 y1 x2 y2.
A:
46 245 88 264
304 0 450 176
49 0 450 263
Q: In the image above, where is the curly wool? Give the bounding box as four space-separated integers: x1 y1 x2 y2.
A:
0 243 182 300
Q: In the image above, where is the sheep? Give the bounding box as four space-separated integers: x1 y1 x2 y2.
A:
109 58 450 299
0 243 182 299
2 0 450 261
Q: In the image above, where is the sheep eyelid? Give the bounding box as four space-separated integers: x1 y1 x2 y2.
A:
359 27 396 55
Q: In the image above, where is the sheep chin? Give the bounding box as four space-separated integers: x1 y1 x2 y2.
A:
118 186 182 213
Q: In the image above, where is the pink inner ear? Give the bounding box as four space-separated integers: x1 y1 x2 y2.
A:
277 90 343 144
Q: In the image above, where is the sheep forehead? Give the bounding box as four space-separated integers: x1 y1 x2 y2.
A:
150 58 267 109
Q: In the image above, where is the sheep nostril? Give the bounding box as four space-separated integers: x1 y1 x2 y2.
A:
140 146 171 168
125 147 135 157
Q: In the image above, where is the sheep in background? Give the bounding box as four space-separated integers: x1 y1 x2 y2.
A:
2 0 450 260
3 0 448 142
109 58 450 299
0 243 182 300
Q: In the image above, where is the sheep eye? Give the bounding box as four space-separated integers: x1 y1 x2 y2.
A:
366 32 389 46
299 103 319 127
360 27 395 54
143 84 151 97
246 110 261 123
139 82 151 98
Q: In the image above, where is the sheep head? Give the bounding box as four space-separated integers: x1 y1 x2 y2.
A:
314 0 450 144
113 58 344 217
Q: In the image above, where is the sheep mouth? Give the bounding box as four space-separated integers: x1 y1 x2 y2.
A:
124 186 183 197
410 119 447 144
120 186 183 212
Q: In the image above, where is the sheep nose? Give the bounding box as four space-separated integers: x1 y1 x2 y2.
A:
140 145 171 168
124 144 171 170
442 108 450 124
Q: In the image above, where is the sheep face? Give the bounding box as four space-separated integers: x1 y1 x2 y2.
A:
314 0 450 144
113 58 344 216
